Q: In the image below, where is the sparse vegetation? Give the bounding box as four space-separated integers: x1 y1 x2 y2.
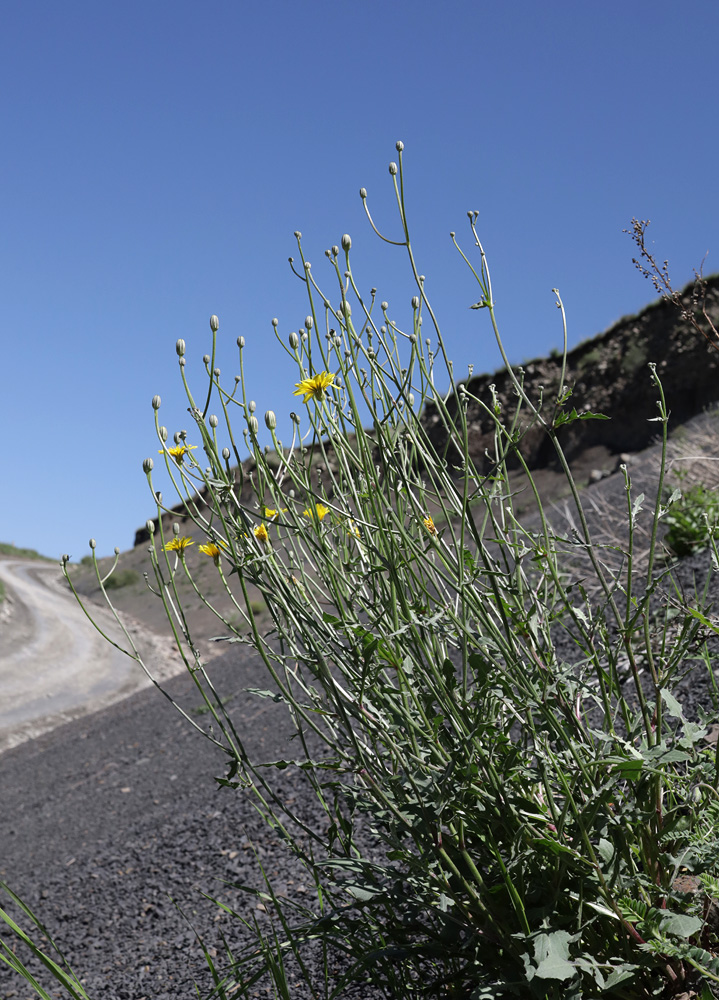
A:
5 147 719 999
0 542 52 561
101 568 140 590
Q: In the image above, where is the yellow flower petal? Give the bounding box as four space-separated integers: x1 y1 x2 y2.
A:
159 444 198 463
293 371 335 404
302 503 331 522
164 536 195 553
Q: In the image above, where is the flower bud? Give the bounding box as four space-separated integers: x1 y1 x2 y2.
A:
222 447 230 460
331 245 339 257
294 230 301 239
89 538 96 550
237 336 245 349
180 429 187 440
176 339 186 356
341 234 352 251
213 367 221 377
209 414 219 428
265 410 277 430
411 296 420 309
341 301 352 317
114 546 120 556
179 357 186 367
359 187 367 199
395 140 404 152
408 393 415 406
61 554 69 565
146 519 155 535
381 301 388 311
289 331 300 349
290 411 300 424
409 333 417 344
249 400 256 413
203 354 210 365
248 416 259 435
305 316 313 330
210 315 219 332
143 457 154 474
271 317 278 327
173 522 180 535
152 395 161 410
304 261 311 270
174 431 182 444
389 162 398 175
155 491 162 503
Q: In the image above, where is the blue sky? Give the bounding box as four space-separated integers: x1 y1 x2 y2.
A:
2 1 718 559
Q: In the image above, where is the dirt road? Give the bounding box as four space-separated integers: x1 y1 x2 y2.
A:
0 558 178 753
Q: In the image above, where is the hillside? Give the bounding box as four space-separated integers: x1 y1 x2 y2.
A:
69 276 719 646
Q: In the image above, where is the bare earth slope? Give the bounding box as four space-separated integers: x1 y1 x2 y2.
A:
0 558 182 754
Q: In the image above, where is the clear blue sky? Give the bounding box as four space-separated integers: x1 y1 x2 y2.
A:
3 1 718 559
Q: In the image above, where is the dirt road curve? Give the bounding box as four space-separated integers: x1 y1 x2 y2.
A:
0 559 170 754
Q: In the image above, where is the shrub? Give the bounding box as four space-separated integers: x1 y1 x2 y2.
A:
5 145 719 999
663 480 719 558
101 568 139 590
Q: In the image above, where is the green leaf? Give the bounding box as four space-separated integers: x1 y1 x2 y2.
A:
659 910 703 939
532 930 577 982
553 407 610 429
529 838 585 862
604 965 638 989
660 688 685 720
597 838 615 864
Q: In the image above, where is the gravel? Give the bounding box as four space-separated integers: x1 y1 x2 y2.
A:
0 645 384 999
3 419 719 999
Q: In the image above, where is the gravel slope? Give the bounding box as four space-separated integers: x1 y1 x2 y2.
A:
3 414 719 999
0 643 382 999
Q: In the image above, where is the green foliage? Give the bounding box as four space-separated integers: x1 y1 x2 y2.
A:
576 346 602 370
620 340 649 376
0 542 51 561
8 147 719 1000
663 480 719 557
101 568 139 590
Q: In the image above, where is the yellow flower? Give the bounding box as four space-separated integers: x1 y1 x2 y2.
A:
253 524 270 544
198 541 225 564
164 536 195 554
160 444 198 463
347 520 361 539
302 503 331 522
422 515 437 536
293 371 335 403
264 507 287 520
